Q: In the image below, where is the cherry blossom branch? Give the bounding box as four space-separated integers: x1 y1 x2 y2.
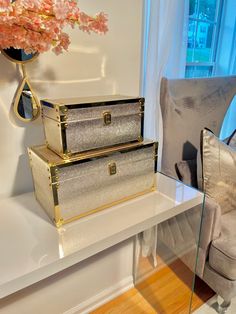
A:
0 0 108 55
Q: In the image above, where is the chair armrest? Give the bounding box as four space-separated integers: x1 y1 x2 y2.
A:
196 196 221 278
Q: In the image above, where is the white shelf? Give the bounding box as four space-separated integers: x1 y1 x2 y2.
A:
0 173 203 299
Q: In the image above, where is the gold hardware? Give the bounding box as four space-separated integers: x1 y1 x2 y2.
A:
61 107 68 114
64 123 68 128
62 151 71 159
29 141 155 165
103 111 112 125
138 136 143 142
60 187 154 227
54 205 63 227
109 162 117 175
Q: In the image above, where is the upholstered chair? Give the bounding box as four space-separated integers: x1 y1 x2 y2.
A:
159 76 236 313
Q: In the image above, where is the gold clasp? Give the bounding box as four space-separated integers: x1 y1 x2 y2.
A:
103 111 111 125
109 162 117 175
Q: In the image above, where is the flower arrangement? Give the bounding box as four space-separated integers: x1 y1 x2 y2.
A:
0 0 108 55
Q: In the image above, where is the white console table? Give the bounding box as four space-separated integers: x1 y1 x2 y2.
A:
0 173 203 299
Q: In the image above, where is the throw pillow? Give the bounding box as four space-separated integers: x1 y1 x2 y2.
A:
175 159 198 188
197 128 236 191
201 129 236 214
227 129 236 148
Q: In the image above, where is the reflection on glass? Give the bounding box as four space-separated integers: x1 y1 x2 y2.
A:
187 21 214 63
198 0 217 21
189 0 217 22
3 48 37 63
17 85 34 119
134 201 210 313
185 65 213 78
14 80 40 121
187 20 197 62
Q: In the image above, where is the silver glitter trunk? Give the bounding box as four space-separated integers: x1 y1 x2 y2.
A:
41 95 144 159
28 141 157 227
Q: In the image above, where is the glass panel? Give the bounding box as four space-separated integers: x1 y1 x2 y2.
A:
189 0 198 17
17 84 33 119
187 22 215 63
189 0 218 21
187 20 197 62
198 0 218 22
185 66 213 78
134 172 207 313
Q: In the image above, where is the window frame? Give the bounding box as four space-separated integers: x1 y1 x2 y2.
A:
186 0 224 77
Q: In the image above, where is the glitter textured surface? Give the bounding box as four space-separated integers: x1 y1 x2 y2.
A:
67 102 140 121
29 150 55 220
42 101 142 155
66 102 142 153
66 114 141 153
57 146 155 221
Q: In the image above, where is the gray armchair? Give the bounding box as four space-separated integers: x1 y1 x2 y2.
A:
159 76 236 313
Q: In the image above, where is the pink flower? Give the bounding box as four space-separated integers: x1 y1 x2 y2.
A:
0 0 11 12
53 0 69 20
0 0 108 54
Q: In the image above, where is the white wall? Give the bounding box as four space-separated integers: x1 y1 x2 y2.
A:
0 0 144 312
0 0 143 199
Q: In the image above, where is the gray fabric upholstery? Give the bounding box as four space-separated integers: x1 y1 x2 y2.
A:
176 159 198 188
160 76 236 302
204 263 236 302
202 129 236 214
197 130 236 191
196 197 221 278
209 211 236 281
160 76 236 182
157 204 202 273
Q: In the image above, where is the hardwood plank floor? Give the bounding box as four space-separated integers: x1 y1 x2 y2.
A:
92 258 214 314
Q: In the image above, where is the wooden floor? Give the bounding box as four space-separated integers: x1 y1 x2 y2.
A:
92 258 214 314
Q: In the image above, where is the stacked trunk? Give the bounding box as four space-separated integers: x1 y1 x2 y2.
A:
28 95 157 227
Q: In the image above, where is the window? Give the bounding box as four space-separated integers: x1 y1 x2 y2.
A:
186 0 223 78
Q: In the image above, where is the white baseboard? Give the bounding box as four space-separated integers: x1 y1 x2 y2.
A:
63 276 134 314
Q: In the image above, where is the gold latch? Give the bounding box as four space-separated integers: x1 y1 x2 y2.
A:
109 162 117 175
103 111 112 125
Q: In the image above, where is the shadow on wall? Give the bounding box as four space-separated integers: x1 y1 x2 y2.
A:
11 120 44 197
0 54 17 83
0 44 120 199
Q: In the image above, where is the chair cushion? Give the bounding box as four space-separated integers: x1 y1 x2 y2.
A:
202 129 236 214
175 159 198 188
209 211 236 280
